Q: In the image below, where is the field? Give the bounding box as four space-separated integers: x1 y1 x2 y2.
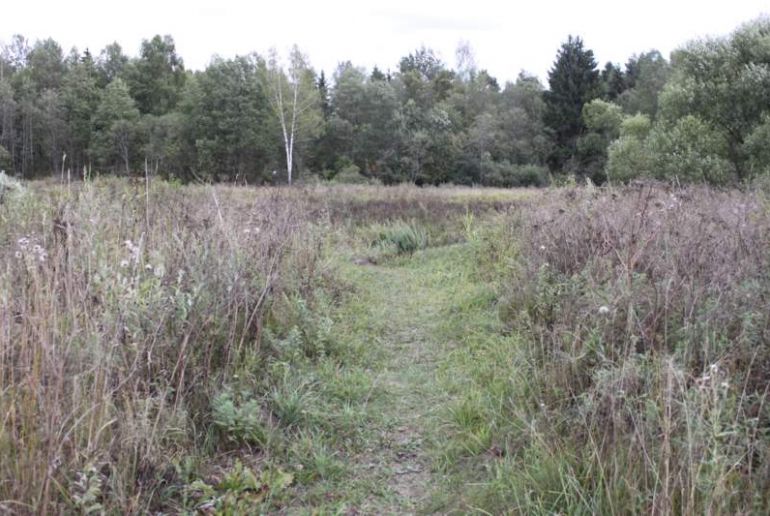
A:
1 179 769 514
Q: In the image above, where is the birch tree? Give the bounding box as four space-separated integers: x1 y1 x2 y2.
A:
266 46 321 184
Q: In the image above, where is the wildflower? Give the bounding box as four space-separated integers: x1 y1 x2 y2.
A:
120 259 130 268
124 239 141 264
539 245 546 251
28 243 48 262
598 305 611 315
696 374 711 390
709 363 719 374
720 381 730 390
17 237 30 250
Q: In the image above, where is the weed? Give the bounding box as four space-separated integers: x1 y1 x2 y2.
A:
372 220 429 255
438 184 770 514
211 390 270 447
185 460 293 513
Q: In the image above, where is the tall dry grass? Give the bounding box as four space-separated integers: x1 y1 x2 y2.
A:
0 179 323 513
484 184 770 513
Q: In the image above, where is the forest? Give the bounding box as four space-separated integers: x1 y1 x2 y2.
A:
1 15 769 186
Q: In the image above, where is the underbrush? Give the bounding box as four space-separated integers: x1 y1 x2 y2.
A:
443 185 770 514
0 179 525 513
371 220 429 256
307 183 526 248
0 179 360 513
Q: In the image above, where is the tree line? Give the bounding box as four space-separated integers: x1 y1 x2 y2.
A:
0 16 768 186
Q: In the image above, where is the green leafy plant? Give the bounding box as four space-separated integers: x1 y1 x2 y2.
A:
70 465 105 515
211 391 269 447
187 460 293 513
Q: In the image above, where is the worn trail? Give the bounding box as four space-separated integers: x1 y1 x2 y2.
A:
332 244 481 514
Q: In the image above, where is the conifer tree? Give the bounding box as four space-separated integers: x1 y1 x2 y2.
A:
543 35 600 173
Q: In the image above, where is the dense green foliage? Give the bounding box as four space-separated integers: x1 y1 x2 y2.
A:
0 16 768 185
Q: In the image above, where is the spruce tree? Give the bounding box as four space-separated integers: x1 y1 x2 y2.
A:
543 35 600 173
317 70 332 120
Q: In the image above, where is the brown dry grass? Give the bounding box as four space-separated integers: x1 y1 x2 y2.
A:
0 180 322 512
481 183 770 513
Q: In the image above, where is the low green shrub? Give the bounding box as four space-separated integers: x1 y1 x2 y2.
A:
372 220 429 255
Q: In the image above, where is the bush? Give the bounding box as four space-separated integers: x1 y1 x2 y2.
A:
606 135 652 183
0 170 24 204
647 115 733 184
0 144 11 172
372 220 428 255
582 99 624 138
480 159 549 187
620 113 652 139
331 163 381 185
744 115 770 178
606 115 733 185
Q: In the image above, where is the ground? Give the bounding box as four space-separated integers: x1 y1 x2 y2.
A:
283 241 499 514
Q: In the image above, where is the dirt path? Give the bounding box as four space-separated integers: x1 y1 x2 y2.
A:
335 245 473 514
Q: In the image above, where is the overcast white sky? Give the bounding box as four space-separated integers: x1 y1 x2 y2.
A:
3 0 768 84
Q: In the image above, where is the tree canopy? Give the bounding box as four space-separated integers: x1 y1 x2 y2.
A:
0 17 769 186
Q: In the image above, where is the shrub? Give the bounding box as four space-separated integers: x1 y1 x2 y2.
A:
211 391 269 447
331 163 381 185
0 144 11 172
583 99 624 139
744 115 770 178
620 113 652 139
606 135 652 183
480 159 549 187
372 220 428 255
606 115 733 185
647 115 733 184
0 170 24 204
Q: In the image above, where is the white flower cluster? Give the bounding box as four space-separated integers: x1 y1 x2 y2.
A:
120 240 141 268
696 362 730 392
16 236 48 263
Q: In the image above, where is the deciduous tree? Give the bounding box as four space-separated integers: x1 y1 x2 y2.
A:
266 46 322 184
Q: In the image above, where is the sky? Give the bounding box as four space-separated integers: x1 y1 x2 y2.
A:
2 0 768 84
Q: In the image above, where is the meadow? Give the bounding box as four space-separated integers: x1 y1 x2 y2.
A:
1 178 769 514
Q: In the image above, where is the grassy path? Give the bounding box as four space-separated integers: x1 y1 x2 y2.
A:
315 242 499 514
